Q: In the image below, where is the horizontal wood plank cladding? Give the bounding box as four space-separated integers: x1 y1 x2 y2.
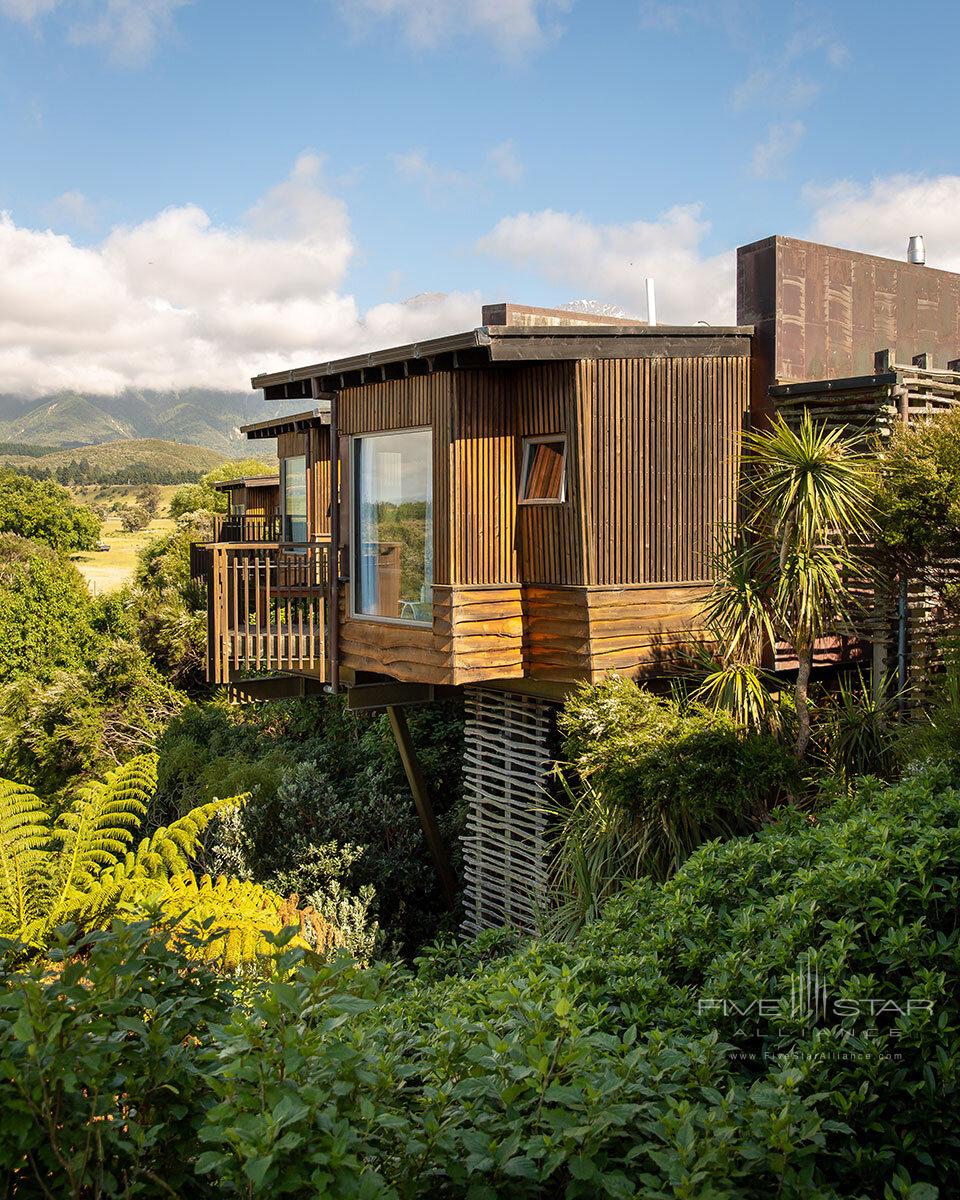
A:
523 584 711 682
578 356 747 586
441 586 524 684
451 371 518 586
338 585 523 686
340 373 453 587
514 363 586 585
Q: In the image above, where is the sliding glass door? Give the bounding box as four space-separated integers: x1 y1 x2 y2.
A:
280 455 307 543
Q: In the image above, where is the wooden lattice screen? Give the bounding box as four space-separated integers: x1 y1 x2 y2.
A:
461 687 558 936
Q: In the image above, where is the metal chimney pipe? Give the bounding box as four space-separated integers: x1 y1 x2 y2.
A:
908 235 925 265
645 277 657 326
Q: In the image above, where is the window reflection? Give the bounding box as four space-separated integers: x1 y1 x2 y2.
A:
354 430 433 623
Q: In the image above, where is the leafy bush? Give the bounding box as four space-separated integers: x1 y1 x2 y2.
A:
0 534 97 685
0 468 100 552
169 458 274 519
0 639 185 793
548 679 799 933
155 695 466 955
5 771 956 1195
0 923 231 1198
873 404 960 567
559 679 797 822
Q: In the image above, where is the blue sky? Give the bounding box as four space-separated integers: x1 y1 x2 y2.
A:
1 0 959 394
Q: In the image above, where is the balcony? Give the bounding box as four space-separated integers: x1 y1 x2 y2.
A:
212 513 283 543
204 541 331 685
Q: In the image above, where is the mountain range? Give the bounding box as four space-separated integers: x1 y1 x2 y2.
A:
0 388 281 455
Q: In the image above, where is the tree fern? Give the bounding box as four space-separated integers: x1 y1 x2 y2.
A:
0 754 338 967
0 779 50 942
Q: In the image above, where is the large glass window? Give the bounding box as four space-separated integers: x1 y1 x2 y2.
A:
281 455 307 543
353 429 433 623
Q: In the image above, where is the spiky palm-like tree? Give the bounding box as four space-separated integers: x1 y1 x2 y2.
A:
0 754 340 966
700 412 875 757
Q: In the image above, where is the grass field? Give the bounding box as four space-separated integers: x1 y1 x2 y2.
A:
73 512 178 594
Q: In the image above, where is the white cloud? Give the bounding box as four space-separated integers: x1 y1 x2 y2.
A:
750 120 805 178
0 153 481 395
487 139 523 183
0 0 189 63
805 174 960 271
393 141 524 197
69 0 190 64
336 0 570 60
0 0 57 18
392 151 474 195
42 189 99 229
477 204 735 324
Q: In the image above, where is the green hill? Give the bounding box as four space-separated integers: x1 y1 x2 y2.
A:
0 438 230 483
0 387 276 456
0 393 136 446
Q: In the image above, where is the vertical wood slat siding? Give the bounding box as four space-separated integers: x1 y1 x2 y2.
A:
451 370 517 586
578 356 748 586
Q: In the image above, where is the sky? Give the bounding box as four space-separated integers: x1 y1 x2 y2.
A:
2 0 960 395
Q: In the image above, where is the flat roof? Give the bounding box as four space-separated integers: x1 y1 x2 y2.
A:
239 407 330 439
213 474 280 490
251 322 754 395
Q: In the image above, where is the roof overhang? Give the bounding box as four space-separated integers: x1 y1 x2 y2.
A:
212 474 280 491
251 323 754 397
239 407 331 440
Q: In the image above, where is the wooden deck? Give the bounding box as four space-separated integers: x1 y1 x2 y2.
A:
204 542 330 685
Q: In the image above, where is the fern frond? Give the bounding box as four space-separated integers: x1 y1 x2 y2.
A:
50 755 158 910
137 872 343 971
0 778 51 933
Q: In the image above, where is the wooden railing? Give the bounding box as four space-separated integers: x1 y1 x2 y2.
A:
212 513 283 544
206 542 331 685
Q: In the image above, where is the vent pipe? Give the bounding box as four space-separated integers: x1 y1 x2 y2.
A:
645 277 657 326
907 235 925 265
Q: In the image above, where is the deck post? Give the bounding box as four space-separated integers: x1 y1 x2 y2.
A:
386 705 457 906
328 387 341 693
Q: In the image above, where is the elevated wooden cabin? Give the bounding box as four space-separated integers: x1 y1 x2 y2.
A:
200 308 751 695
211 473 280 542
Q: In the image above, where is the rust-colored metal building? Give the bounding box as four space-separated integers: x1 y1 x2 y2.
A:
193 234 960 932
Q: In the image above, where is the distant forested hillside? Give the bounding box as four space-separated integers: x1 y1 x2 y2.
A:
1 439 230 484
0 387 280 455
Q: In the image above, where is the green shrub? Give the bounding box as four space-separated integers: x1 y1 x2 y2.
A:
0 469 100 552
0 923 230 1198
0 639 185 793
0 535 97 685
547 679 799 934
168 459 274 519
3 772 958 1195
154 695 466 955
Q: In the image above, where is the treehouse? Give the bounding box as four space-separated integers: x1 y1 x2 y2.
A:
193 235 960 932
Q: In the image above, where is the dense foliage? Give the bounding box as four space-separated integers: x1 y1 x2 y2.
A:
155 695 465 954
873 405 960 566
2 770 957 1196
547 678 798 933
0 753 341 968
0 468 100 551
0 639 185 794
0 535 97 685
168 458 274 518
